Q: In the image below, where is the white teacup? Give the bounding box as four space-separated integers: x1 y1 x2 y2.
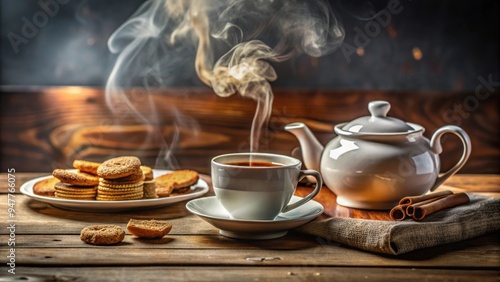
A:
211 153 322 220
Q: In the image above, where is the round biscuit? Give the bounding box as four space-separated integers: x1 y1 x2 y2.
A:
97 188 143 196
97 156 141 179
80 225 125 245
55 182 97 192
96 192 143 201
52 169 99 186
99 170 144 184
55 190 97 196
73 160 101 175
55 193 96 200
98 181 144 189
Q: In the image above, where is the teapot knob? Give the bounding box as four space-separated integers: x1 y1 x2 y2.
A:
368 101 390 118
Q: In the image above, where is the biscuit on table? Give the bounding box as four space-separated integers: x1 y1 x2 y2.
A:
126 219 172 239
33 177 59 197
52 169 99 186
80 225 125 245
97 156 141 179
73 160 101 175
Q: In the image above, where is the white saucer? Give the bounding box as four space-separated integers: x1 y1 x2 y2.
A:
186 196 324 239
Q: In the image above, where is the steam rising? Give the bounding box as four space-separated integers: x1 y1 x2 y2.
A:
106 0 344 162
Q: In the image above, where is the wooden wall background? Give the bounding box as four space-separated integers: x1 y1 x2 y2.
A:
1 87 498 174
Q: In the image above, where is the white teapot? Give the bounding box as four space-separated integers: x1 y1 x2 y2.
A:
285 101 471 210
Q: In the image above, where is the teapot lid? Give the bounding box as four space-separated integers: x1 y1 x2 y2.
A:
341 101 414 133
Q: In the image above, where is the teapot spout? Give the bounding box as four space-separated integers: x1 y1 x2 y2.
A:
284 122 324 172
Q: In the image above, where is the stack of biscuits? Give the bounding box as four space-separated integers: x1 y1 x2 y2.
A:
96 156 145 201
51 160 101 200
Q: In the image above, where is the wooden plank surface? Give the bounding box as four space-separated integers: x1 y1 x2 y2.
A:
1 87 499 174
5 266 499 282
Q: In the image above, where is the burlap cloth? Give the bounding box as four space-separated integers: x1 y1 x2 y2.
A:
296 194 500 255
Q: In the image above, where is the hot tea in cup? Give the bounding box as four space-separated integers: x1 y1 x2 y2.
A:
211 153 322 220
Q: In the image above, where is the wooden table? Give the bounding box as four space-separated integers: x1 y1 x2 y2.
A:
1 173 499 281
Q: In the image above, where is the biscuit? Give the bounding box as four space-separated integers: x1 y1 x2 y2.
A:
80 225 125 245
54 182 97 193
126 219 172 239
54 182 97 200
155 170 199 190
33 177 59 197
155 183 174 198
97 156 141 179
140 166 154 180
143 180 157 199
99 169 144 185
55 192 96 200
73 160 101 175
97 185 143 193
98 181 144 189
96 191 143 201
52 169 99 186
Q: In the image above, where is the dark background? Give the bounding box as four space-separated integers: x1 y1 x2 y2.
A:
1 0 499 90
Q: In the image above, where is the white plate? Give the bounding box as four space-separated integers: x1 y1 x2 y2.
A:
20 169 209 212
186 196 324 239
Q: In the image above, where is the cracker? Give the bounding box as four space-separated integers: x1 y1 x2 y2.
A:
80 225 125 245
73 160 101 175
52 169 99 186
97 156 141 179
33 177 59 197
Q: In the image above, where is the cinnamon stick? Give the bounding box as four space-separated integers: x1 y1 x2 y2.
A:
389 204 410 221
398 190 453 205
406 196 449 217
412 193 470 221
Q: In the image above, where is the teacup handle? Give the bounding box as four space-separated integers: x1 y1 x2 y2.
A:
429 125 471 191
281 170 322 213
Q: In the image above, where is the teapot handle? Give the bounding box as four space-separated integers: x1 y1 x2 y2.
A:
429 125 471 191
